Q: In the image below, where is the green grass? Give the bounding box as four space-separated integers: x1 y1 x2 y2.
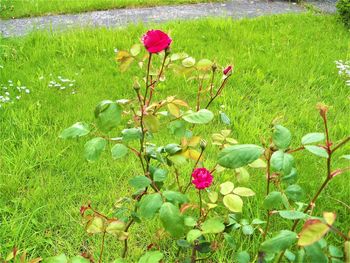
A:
0 0 221 19
0 14 350 261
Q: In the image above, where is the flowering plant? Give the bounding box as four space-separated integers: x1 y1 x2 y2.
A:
5 30 348 263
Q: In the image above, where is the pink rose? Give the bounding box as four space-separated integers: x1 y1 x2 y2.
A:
192 168 213 190
223 65 233 75
141 30 172 54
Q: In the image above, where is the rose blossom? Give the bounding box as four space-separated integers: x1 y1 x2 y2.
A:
192 168 213 190
223 65 233 75
141 30 172 54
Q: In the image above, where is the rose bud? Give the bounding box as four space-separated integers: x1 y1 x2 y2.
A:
223 65 233 76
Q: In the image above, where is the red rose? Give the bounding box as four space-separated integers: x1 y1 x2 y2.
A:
142 30 172 54
223 65 233 75
192 168 213 190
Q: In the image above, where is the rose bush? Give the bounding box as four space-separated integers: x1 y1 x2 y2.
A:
4 29 349 263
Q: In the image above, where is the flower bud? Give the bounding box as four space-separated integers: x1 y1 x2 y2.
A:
133 77 140 91
223 65 233 76
200 139 207 150
316 102 329 119
212 63 218 72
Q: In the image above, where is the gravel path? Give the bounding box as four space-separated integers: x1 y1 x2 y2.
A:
0 0 337 38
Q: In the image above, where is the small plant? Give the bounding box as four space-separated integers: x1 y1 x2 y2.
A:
4 29 347 262
336 0 350 28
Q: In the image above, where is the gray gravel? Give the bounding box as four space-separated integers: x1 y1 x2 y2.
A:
0 0 337 38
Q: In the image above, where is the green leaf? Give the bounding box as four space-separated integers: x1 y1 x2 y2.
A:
251 218 266 225
144 115 160 133
305 242 328 263
304 145 329 158
176 239 190 248
164 143 182 155
232 187 255 197
138 193 163 219
105 220 125 235
282 167 298 184
218 144 264 169
129 176 152 189
111 144 128 159
329 245 344 258
94 100 122 131
159 202 185 238
163 191 188 205
285 184 304 202
168 120 186 137
138 251 163 263
302 133 325 145
263 191 283 210
201 218 225 234
184 216 197 227
151 167 168 182
219 181 234 195
187 229 202 243
260 230 298 254
182 57 196 67
59 122 90 139
220 112 231 125
341 154 350 160
43 254 68 263
122 128 142 141
223 194 243 212
182 109 214 124
242 225 254 235
270 150 295 174
224 233 236 249
84 137 107 162
71 256 90 263
236 251 250 263
278 210 308 220
273 125 292 149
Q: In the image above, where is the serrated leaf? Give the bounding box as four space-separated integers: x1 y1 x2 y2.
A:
163 191 188 205
263 191 283 210
94 100 122 131
122 128 142 141
304 145 329 158
182 109 214 124
144 115 160 133
130 44 141 56
138 251 163 263
237 251 250 263
323 211 336 225
86 216 104 234
129 176 152 189
298 220 330 246
84 137 107 162
59 122 90 139
196 59 213 71
218 144 264 169
235 167 250 184
187 229 202 243
273 125 292 149
223 194 243 212
301 133 325 145
138 193 163 219
159 202 185 237
232 187 255 197
285 184 304 202
248 158 267 168
184 216 197 227
220 181 234 195
106 220 125 235
167 103 180 117
261 230 298 253
271 150 295 175
201 218 225 234
111 144 128 159
278 210 308 220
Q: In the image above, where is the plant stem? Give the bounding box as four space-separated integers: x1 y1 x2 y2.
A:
196 76 205 111
332 135 350 152
184 148 205 193
121 219 135 258
262 152 272 241
191 242 197 263
98 231 106 263
205 76 229 109
198 190 202 218
143 53 152 106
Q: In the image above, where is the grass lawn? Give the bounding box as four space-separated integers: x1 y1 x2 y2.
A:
0 0 222 19
0 13 349 261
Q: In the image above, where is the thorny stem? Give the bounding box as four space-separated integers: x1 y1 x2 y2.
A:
98 231 106 263
174 167 183 192
262 151 272 241
205 76 230 109
148 53 168 106
196 76 205 111
287 146 305 154
333 135 350 152
208 68 216 97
